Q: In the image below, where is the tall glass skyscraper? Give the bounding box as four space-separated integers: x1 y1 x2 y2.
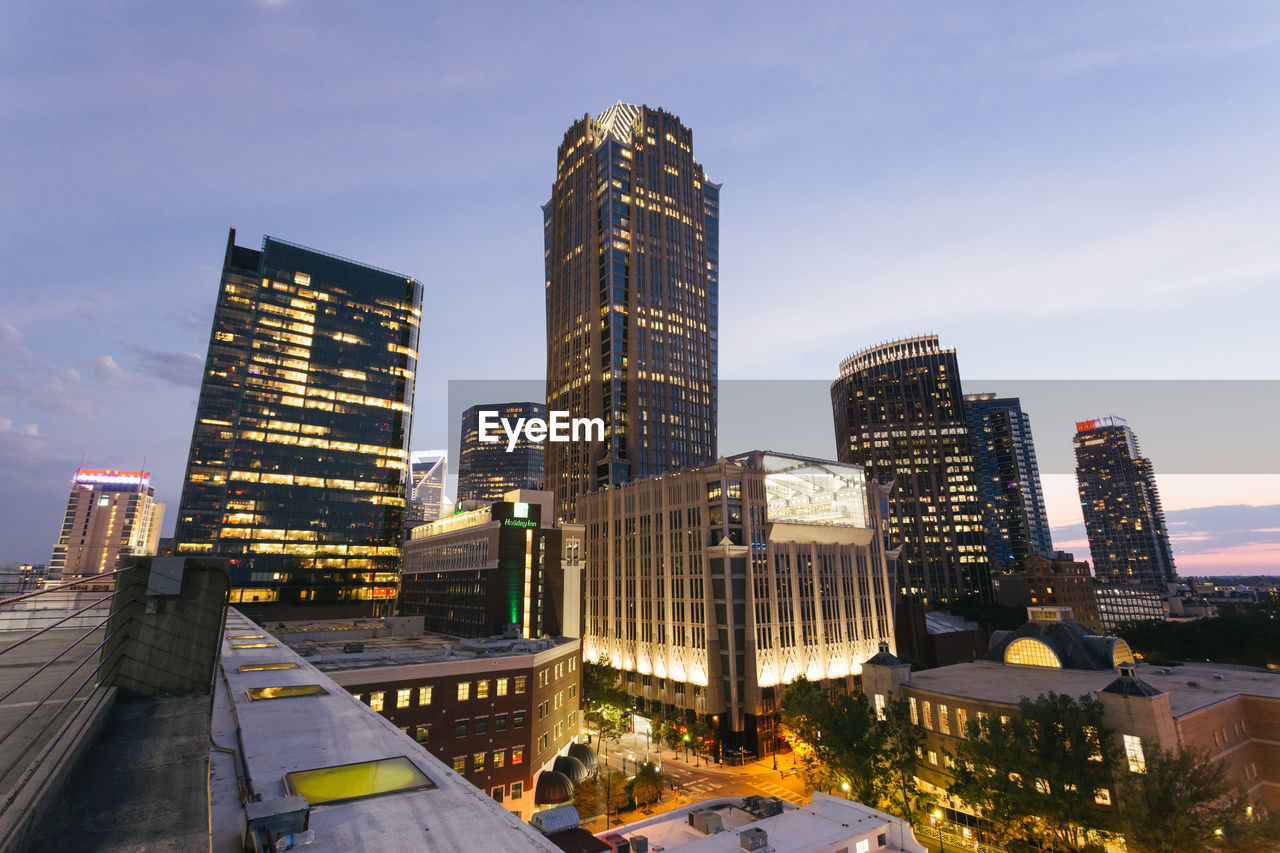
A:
456 402 545 505
544 103 719 520
964 393 1053 571
831 335 991 603
174 229 422 616
1073 417 1177 586
407 450 447 528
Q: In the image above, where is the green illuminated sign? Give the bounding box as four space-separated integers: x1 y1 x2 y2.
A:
513 502 529 519
502 518 536 528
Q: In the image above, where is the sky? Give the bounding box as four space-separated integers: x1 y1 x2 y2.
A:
1 1 1277 573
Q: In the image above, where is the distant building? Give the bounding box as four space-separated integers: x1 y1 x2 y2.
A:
963 394 1052 573
173 229 422 617
401 490 583 640
863 606 1280 828
271 619 583 821
579 451 896 758
894 598 989 669
457 403 546 505
544 104 719 521
1073 417 1176 586
407 450 447 528
0 563 48 595
1094 583 1166 632
832 335 991 603
49 469 164 584
1021 552 1102 634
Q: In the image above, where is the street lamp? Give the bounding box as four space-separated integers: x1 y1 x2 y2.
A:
841 781 850 799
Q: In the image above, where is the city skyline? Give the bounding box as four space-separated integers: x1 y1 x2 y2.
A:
2 3 1278 572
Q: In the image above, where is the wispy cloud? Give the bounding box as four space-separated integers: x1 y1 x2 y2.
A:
126 346 204 388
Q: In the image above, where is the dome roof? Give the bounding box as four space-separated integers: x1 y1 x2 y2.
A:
568 742 598 775
553 754 589 785
534 770 575 806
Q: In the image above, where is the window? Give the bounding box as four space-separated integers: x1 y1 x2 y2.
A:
1094 788 1112 806
491 786 504 802
1124 735 1146 773
856 840 870 853
928 751 938 765
352 694 363 703
923 701 933 730
538 733 548 752
939 704 950 735
514 675 527 694
538 670 548 688
476 680 489 699
495 714 507 731
955 708 967 738
569 684 577 700
473 752 485 771
493 750 505 768
418 686 433 705
496 678 509 697
874 694 886 720
452 755 466 773
369 691 385 712
512 747 524 765
513 711 526 728
414 725 430 743
457 682 470 701
1000 715 1010 726
475 717 488 734
877 834 887 848
454 719 468 738
396 689 411 709
512 781 524 797
1005 637 1063 668
909 697 918 725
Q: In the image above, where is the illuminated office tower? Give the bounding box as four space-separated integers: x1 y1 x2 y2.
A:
407 450 447 528
173 229 422 616
1073 417 1177 586
831 335 991 603
456 402 546 506
964 393 1053 572
49 469 164 583
544 103 719 520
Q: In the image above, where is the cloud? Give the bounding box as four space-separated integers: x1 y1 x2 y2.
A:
92 355 129 387
0 415 48 459
126 346 204 388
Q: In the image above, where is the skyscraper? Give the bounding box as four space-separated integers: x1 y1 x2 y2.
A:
49 469 164 583
544 103 719 520
964 393 1053 571
407 450 447 528
1073 417 1177 586
174 229 422 616
456 402 546 505
831 335 991 603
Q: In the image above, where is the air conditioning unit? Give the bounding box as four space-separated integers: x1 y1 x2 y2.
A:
602 833 631 853
740 827 769 851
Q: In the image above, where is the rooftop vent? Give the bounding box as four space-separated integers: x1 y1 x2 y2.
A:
741 827 769 851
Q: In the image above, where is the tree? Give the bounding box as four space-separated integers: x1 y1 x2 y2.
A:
1113 741 1253 853
631 761 666 808
582 655 630 766
950 692 1118 852
573 777 602 822
603 771 630 824
780 677 878 802
872 694 929 825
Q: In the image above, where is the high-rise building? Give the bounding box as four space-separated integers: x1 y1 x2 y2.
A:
964 393 1053 572
456 403 546 505
49 469 164 583
400 490 583 640
831 335 991 603
1073 417 1176 586
173 229 422 616
579 451 896 758
407 450 447 528
544 103 719 520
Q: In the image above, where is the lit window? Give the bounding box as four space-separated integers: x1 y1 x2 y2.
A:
512 747 524 765
496 678 508 697
939 705 950 735
473 752 485 771
1095 788 1112 806
1005 638 1063 668
415 725 430 743
1124 735 1146 773
419 686 432 705
369 692 384 712
476 680 489 699
397 689 411 709
856 840 870 853
493 750 505 768
514 676 527 694
874 694 886 720
457 682 470 701
452 756 466 773
909 697 919 725
928 751 938 765
956 708 968 738
923 702 933 730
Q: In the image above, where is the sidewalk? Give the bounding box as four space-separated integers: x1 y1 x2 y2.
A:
600 729 801 781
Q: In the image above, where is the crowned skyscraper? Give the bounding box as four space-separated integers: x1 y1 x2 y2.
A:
544 103 719 520
174 229 422 616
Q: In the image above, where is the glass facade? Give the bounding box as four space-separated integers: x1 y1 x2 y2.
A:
407 450 447 527
456 402 545 504
831 335 992 603
173 229 422 614
1073 417 1176 586
964 394 1053 571
544 104 718 521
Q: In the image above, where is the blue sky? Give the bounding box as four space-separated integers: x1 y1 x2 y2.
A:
2 2 1277 570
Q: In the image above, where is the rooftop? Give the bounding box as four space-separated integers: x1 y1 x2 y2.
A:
593 794 924 853
905 660 1280 717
